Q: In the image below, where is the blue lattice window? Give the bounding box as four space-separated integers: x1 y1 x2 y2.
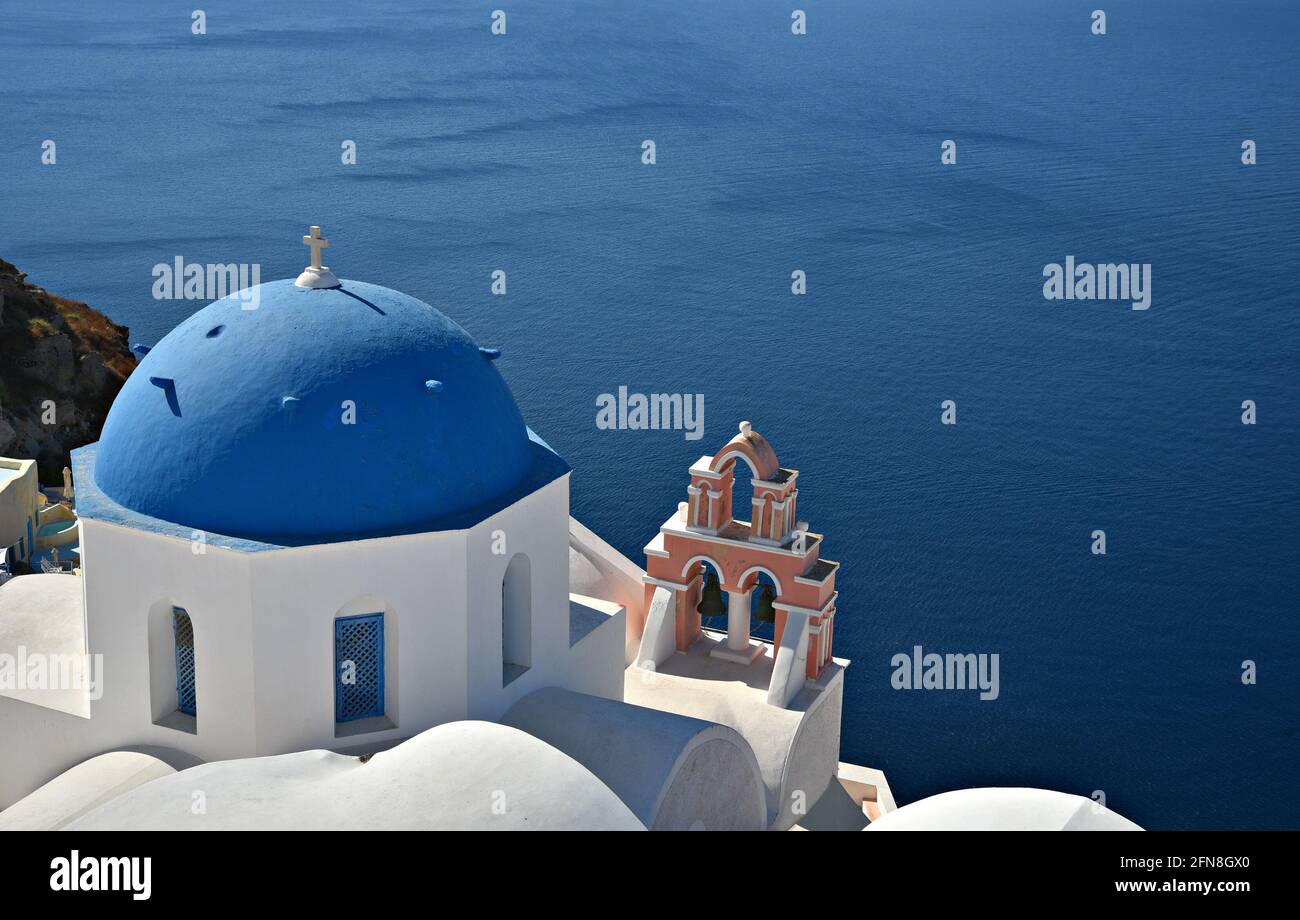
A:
335 613 384 722
173 607 196 717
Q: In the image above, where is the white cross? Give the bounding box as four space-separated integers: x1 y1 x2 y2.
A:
303 226 329 269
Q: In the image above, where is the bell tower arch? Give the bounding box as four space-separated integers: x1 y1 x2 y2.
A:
642 422 841 692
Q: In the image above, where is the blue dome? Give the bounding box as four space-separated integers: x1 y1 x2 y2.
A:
94 279 535 543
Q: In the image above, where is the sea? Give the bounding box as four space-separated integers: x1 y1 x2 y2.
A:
2 0 1297 829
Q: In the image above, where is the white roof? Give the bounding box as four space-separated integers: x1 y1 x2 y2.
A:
865 787 1142 831
66 721 644 831
0 752 175 830
0 573 89 717
503 687 767 831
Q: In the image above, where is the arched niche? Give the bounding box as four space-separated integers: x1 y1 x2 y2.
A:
502 553 532 686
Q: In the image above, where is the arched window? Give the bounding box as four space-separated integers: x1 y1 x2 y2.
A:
332 597 397 737
502 553 531 686
335 612 385 723
173 607 196 717
148 599 197 732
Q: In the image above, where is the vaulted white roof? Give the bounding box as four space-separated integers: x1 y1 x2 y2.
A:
865 787 1142 831
66 721 644 831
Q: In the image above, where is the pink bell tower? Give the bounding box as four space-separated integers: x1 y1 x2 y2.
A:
642 422 840 681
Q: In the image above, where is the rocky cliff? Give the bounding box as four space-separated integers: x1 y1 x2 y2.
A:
0 259 135 483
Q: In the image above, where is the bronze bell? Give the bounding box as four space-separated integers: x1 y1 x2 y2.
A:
696 570 726 619
753 583 777 624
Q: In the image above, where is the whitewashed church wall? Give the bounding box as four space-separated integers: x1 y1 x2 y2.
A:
82 518 258 761
464 475 581 721
248 527 469 755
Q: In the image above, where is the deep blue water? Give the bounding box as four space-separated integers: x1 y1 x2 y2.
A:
3 0 1297 829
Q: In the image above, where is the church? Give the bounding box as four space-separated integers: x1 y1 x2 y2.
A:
0 228 871 831
0 230 1139 832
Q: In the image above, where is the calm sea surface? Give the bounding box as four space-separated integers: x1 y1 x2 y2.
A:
2 0 1297 829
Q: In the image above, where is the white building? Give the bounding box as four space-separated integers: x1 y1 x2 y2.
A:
0 458 40 571
0 236 633 808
